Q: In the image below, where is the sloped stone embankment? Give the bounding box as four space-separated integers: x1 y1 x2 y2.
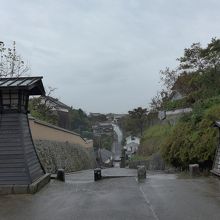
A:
35 140 96 174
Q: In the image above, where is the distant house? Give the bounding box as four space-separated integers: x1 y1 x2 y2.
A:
89 113 103 117
42 96 71 129
42 96 70 112
113 114 127 123
124 136 140 158
126 136 140 145
89 112 107 123
92 122 113 136
106 113 114 121
106 113 127 123
99 122 113 133
113 113 127 119
124 142 139 156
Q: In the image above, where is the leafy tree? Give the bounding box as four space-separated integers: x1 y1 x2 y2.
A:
146 38 220 170
0 41 30 77
203 38 220 74
29 87 59 125
128 107 148 136
89 113 107 124
69 108 91 134
139 124 172 157
152 38 220 113
177 42 205 73
176 38 220 76
119 115 140 137
29 96 58 125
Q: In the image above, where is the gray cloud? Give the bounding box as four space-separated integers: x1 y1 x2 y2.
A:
0 0 220 113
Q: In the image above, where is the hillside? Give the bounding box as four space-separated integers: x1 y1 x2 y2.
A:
124 38 220 169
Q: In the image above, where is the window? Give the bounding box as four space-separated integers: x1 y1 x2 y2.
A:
0 90 27 112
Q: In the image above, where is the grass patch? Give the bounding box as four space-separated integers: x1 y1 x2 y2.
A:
138 124 172 157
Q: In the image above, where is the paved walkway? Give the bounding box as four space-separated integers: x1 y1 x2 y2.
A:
65 168 136 183
0 169 220 220
142 173 220 220
102 168 136 178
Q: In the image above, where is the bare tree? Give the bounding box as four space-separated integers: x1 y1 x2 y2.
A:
29 87 58 125
160 67 179 93
149 90 169 112
0 41 30 77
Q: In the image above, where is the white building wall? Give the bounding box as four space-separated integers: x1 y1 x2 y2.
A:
126 136 140 145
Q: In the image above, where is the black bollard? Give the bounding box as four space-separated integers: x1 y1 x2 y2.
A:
57 169 65 182
94 168 102 181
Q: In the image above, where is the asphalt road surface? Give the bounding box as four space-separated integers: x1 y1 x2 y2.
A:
112 124 122 166
0 170 220 220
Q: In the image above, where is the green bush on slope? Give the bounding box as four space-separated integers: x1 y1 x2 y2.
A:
138 124 172 157
161 104 220 169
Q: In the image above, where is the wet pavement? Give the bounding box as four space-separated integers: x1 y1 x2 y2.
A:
0 169 220 220
141 173 220 220
102 168 136 178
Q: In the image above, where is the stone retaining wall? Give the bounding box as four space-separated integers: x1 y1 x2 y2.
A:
34 140 96 174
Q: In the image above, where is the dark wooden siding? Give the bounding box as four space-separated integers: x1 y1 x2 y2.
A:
0 113 44 185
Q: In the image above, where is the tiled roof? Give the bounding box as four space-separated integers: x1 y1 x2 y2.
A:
44 96 71 110
0 76 45 95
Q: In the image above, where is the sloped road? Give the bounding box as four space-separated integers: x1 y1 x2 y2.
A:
0 170 220 220
112 124 123 167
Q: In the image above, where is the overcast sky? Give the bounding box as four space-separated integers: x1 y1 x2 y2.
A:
1 0 220 113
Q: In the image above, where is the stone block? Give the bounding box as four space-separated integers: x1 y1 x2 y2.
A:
189 164 200 176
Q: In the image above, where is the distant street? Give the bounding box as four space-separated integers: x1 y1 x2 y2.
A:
112 124 123 167
0 170 220 220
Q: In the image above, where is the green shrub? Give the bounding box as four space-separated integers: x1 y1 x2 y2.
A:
130 154 149 161
163 98 190 111
161 104 220 169
139 124 172 157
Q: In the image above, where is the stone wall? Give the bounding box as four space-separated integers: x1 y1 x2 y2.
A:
160 108 192 126
34 140 96 174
